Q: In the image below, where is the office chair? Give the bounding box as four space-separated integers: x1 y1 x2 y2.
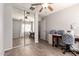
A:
62 33 76 56
49 30 56 34
57 30 65 35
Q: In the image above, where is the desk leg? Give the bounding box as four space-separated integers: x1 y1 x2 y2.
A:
57 38 59 47
55 38 59 47
52 37 55 46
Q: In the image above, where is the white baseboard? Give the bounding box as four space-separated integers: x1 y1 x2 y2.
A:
4 45 24 52
35 40 39 43
3 47 12 52
12 45 24 49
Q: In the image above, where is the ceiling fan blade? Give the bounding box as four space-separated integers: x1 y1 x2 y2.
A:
48 3 53 4
39 7 43 12
31 3 42 6
30 6 35 10
48 5 53 11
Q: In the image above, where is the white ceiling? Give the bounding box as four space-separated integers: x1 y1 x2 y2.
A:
11 3 77 18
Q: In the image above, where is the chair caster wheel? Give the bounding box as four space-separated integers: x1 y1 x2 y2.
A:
61 48 64 50
63 52 65 54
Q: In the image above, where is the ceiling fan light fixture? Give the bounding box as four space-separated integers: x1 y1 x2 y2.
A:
27 12 30 14
25 16 28 19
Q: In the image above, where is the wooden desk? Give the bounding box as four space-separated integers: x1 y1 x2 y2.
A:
52 34 62 47
74 36 79 54
52 35 79 47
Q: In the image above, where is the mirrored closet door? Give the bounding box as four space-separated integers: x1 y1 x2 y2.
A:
12 7 35 48
12 7 24 47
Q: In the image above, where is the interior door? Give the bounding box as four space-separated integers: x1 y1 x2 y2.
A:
40 19 46 40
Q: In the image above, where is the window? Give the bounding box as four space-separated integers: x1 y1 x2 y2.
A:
21 23 31 33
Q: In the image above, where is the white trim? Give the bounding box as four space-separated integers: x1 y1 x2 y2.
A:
3 47 12 52
35 40 39 43
4 45 24 52
12 44 33 49
12 45 24 49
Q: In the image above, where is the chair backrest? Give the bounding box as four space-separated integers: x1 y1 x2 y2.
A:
57 30 65 35
63 33 75 45
49 30 56 34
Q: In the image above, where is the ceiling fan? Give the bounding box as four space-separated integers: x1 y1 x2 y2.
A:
30 3 53 12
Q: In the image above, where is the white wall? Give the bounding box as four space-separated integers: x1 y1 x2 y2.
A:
0 3 4 56
3 4 13 51
40 4 79 40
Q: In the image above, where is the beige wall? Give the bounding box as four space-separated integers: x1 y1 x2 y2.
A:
40 4 79 40
0 3 4 55
3 4 13 51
